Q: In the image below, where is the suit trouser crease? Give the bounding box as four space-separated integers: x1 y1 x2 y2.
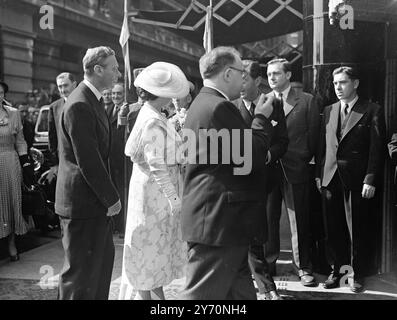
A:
265 176 312 275
322 174 372 278
58 215 115 300
180 243 257 300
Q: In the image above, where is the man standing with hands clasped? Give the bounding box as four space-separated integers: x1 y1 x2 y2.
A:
56 46 122 300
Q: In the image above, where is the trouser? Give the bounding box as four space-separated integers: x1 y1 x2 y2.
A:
265 176 313 276
321 174 375 279
248 243 276 293
179 243 257 300
58 215 115 300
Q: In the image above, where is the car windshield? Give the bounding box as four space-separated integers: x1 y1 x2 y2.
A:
36 108 49 133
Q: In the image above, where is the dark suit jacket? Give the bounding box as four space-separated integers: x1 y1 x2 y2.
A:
236 96 289 192
106 103 126 181
48 98 65 164
106 103 132 209
22 119 35 150
279 87 320 184
181 87 274 246
317 98 385 191
55 82 119 219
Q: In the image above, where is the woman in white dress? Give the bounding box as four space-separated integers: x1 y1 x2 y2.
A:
118 62 189 300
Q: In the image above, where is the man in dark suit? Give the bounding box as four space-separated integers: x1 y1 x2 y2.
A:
237 60 288 300
48 72 77 164
18 104 35 150
180 47 275 300
102 88 114 114
265 58 320 287
106 82 132 236
118 68 145 134
316 66 385 293
55 46 122 300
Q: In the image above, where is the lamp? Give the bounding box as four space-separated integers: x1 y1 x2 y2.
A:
329 0 347 25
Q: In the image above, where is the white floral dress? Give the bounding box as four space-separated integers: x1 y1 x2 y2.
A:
118 103 187 298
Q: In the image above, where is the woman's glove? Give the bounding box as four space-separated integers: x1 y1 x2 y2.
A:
19 154 35 186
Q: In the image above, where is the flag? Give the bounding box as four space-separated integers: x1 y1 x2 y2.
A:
119 0 132 89
203 5 213 53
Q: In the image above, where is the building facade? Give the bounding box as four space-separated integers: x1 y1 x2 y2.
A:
0 0 203 103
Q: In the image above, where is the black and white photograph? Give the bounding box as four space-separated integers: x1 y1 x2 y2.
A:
0 0 397 305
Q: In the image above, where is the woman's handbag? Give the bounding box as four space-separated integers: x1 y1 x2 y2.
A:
21 184 46 217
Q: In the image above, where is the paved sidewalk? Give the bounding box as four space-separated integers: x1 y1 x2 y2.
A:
0 235 396 300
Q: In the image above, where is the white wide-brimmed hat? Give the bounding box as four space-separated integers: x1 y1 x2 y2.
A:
134 62 189 99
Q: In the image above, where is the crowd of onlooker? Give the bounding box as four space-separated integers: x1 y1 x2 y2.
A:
7 86 61 126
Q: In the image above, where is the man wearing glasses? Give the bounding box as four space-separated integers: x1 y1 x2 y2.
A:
180 46 276 300
56 46 122 300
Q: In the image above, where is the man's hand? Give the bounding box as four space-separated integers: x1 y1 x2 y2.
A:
255 94 274 119
119 103 130 117
315 178 322 193
362 184 376 199
107 199 121 217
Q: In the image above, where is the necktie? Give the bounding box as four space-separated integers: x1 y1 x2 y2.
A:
279 92 284 106
342 103 349 123
113 105 120 118
250 102 256 117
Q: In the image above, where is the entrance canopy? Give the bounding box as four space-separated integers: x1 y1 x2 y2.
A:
129 0 303 46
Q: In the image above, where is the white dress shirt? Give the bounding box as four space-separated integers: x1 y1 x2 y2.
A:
340 95 359 123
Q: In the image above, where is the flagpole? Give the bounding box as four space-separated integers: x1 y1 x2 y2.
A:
123 0 128 104
203 0 214 53
122 0 129 236
210 0 213 50
210 0 213 51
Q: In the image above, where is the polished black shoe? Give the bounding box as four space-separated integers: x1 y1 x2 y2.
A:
264 290 283 300
300 274 317 287
10 254 20 262
323 273 341 289
350 278 365 293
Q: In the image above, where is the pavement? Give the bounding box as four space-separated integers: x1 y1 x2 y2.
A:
0 212 397 300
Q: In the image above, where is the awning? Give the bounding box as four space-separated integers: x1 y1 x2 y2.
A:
129 0 303 46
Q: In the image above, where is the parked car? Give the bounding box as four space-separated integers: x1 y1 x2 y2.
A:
33 105 49 151
28 106 59 233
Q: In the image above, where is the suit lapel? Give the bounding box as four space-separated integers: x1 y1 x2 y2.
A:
284 88 299 117
80 83 109 135
238 100 253 126
109 105 119 124
340 98 366 141
328 102 340 144
105 103 114 118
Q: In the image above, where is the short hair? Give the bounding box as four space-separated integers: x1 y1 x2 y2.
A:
333 66 359 80
242 60 261 79
137 87 158 102
112 82 124 90
199 46 241 79
56 72 75 83
267 58 291 73
83 46 115 75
